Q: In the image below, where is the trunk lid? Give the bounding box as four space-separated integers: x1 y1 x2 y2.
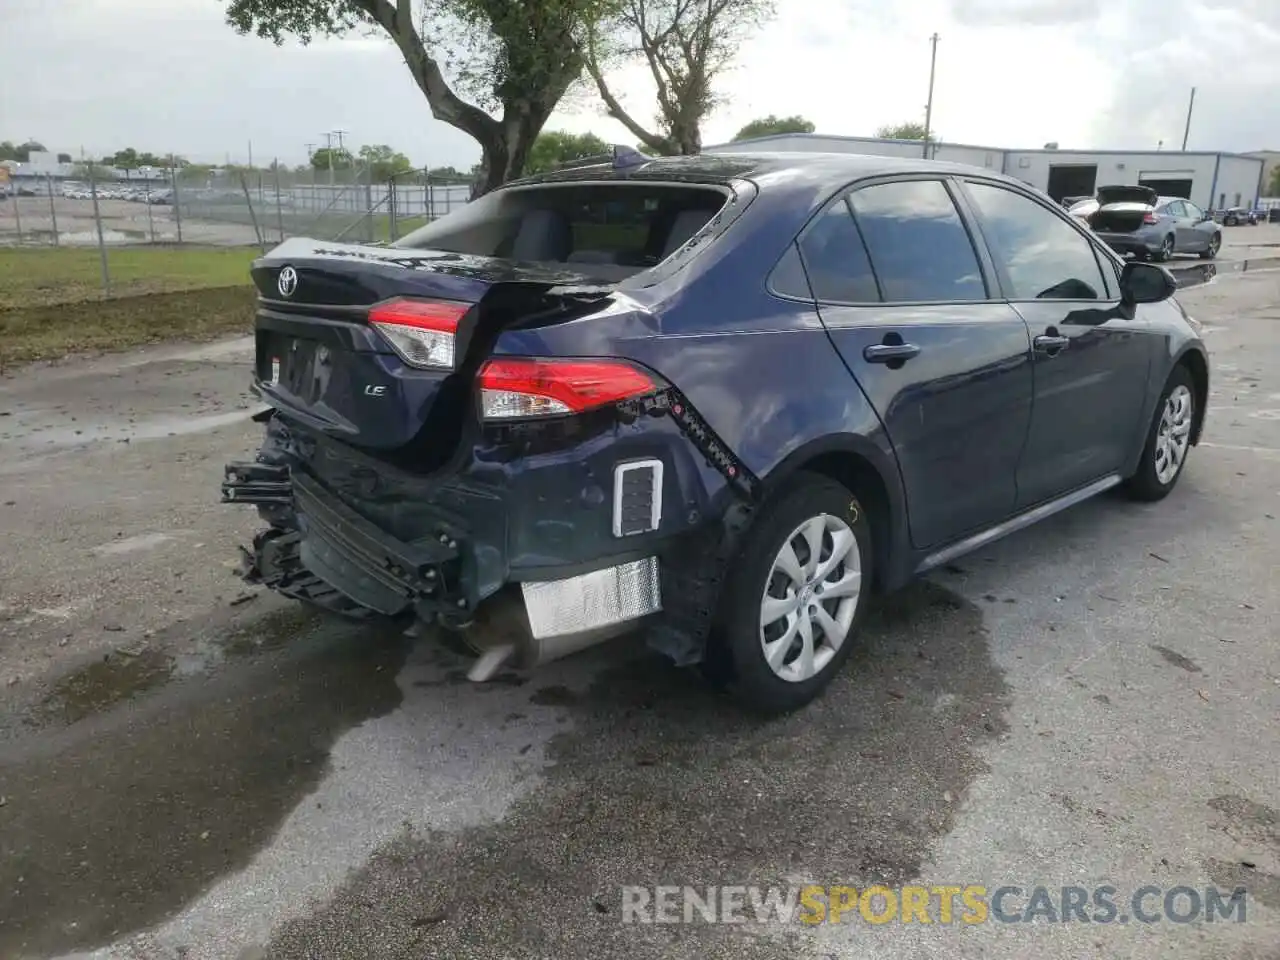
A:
1096 185 1158 207
250 238 614 460
1088 186 1159 234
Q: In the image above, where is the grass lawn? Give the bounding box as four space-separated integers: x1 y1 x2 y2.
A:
0 245 259 369
0 245 258 309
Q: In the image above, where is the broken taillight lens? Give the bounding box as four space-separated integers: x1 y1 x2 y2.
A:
476 358 658 419
368 298 468 370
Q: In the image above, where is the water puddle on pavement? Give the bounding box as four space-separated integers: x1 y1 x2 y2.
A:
263 579 1011 960
42 647 177 724
0 616 409 958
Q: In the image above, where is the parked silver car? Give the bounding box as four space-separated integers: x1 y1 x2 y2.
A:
1083 185 1221 261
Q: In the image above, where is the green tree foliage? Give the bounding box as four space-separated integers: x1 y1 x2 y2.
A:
1268 165 1280 198
310 146 355 171
0 140 49 161
358 143 414 180
222 0 613 195
526 130 609 173
107 147 140 171
875 121 934 141
732 115 814 141
585 0 776 156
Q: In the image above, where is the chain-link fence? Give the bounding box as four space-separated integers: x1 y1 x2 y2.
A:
170 164 472 247
0 160 473 296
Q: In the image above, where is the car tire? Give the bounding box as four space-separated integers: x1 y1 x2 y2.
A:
1156 235 1175 262
1199 233 1220 260
1124 364 1197 502
708 473 872 713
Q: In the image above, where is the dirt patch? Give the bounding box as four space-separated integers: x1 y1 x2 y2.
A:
1204 794 1280 912
0 285 255 369
266 580 1011 959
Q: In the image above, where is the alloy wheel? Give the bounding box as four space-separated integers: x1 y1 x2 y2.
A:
759 514 862 683
1161 236 1175 260
1154 384 1193 485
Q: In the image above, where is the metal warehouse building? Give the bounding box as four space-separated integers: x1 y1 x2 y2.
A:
703 134 1265 212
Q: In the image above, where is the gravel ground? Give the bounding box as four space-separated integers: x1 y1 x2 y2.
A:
0 272 1276 960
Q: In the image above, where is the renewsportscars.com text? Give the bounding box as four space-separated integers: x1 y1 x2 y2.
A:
620 884 1250 925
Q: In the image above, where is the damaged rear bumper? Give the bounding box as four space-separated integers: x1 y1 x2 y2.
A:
222 400 755 674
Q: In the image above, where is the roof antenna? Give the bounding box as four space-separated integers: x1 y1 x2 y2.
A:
611 144 649 169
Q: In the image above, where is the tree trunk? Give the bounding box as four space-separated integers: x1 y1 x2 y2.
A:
470 91 571 198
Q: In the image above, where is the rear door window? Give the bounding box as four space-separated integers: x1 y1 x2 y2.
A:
393 182 728 278
847 180 987 302
963 181 1110 301
795 201 880 302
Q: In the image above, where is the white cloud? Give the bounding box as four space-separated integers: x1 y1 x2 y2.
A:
1 0 1277 171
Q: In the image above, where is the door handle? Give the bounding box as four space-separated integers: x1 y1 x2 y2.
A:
863 342 921 363
1033 334 1070 354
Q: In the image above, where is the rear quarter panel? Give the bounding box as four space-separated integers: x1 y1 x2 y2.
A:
494 178 909 566
494 174 900 481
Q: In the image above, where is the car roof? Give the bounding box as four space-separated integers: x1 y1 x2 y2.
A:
508 150 1032 194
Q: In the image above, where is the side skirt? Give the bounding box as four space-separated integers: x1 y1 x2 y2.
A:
914 474 1123 575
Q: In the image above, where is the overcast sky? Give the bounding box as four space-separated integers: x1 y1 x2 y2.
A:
2 0 1277 168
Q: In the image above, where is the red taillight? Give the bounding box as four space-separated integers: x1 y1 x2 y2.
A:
476 358 658 420
368 298 468 370
1143 212 1159 224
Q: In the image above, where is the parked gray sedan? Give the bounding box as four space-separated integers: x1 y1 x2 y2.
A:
1084 185 1221 261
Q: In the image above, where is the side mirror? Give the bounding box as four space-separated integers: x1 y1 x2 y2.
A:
1120 261 1177 305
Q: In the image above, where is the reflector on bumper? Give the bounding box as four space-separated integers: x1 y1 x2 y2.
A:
521 557 662 639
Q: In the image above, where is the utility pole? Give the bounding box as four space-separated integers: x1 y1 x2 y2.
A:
922 33 940 159
247 140 253 169
323 132 336 185
1181 87 1196 151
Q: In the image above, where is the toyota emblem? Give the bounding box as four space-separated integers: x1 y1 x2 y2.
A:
277 266 298 298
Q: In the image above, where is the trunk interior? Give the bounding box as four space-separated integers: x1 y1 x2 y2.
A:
1089 185 1158 234
1089 203 1150 234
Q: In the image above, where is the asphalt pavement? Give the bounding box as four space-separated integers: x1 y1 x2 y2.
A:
0 271 1277 959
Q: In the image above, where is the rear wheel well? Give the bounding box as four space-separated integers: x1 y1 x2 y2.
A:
1177 350 1209 443
798 452 892 592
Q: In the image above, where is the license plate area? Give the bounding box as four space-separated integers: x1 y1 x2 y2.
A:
259 333 326 403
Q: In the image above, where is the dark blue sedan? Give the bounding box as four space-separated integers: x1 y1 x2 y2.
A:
222 149 1210 712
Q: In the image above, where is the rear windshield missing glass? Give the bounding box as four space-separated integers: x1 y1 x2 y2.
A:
392 182 729 278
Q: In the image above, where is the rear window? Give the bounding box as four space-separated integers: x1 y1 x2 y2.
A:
392 182 728 278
